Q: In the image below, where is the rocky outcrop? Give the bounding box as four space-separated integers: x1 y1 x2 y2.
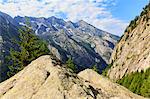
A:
0 55 144 99
108 4 150 80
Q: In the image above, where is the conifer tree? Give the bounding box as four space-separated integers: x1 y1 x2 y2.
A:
66 57 76 72
6 26 50 77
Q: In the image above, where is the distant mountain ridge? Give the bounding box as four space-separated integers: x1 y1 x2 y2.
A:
14 16 119 40
14 15 119 71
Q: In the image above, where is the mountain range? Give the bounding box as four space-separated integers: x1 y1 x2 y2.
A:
14 16 119 69
0 11 119 77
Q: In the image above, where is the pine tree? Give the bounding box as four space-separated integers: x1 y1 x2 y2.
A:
66 57 76 72
6 26 50 77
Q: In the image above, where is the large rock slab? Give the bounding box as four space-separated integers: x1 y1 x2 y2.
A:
0 55 144 99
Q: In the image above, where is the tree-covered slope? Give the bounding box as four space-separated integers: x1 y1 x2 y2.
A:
117 68 150 97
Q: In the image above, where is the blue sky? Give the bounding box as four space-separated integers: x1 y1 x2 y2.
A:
0 0 149 36
112 0 149 21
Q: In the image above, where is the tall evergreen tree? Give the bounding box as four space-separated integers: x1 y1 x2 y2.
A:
6 26 50 77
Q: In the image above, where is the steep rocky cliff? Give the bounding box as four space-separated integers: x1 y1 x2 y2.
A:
0 55 144 99
108 4 150 80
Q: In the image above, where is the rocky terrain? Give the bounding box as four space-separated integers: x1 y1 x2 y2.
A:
14 16 119 70
0 55 144 99
108 4 150 80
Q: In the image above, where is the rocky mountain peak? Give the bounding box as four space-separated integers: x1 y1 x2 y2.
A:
76 20 95 29
77 20 88 25
47 16 66 25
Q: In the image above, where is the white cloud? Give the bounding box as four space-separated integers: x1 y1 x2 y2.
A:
0 0 128 36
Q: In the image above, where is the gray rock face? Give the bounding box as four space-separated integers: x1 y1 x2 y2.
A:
14 16 119 70
108 7 150 80
0 55 144 99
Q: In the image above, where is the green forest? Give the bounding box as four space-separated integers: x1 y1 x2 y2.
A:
117 68 150 97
